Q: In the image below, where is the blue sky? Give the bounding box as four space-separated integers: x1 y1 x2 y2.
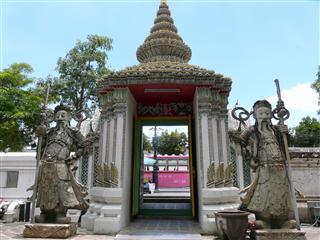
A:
1 0 319 127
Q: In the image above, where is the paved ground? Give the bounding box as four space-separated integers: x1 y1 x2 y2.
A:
115 219 202 239
0 221 319 240
141 202 191 210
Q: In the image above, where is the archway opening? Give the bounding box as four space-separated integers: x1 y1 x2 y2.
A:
132 118 196 217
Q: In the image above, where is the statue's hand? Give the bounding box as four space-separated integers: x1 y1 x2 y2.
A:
35 125 47 136
65 156 75 165
278 124 289 134
250 158 259 172
276 100 285 110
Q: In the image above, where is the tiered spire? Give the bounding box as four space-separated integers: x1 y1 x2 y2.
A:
136 1 192 63
98 0 232 95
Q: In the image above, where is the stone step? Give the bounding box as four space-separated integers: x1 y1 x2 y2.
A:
144 197 191 203
115 232 202 240
115 218 202 240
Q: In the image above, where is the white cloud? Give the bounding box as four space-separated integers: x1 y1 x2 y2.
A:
267 83 319 127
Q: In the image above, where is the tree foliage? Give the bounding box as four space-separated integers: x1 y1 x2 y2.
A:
143 133 152 153
290 117 320 147
54 34 113 112
157 130 188 155
0 63 43 151
311 66 320 115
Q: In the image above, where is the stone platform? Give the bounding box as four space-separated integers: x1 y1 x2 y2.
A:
254 229 307 240
114 218 202 240
115 232 201 240
23 223 77 238
2 221 319 240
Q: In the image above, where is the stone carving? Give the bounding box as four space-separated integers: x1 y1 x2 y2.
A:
237 100 295 229
224 162 233 187
207 161 233 188
23 223 77 238
96 163 119 187
34 104 89 224
137 102 192 116
206 162 215 188
215 162 224 187
254 229 307 240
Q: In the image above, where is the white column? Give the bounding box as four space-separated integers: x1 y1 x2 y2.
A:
220 117 228 168
200 114 210 186
107 118 115 164
235 144 244 189
87 150 94 187
114 114 124 186
211 115 220 170
100 121 108 163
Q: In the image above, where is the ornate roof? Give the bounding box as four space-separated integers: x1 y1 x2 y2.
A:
98 1 232 93
98 61 231 91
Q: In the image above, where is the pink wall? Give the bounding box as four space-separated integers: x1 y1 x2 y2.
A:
144 171 190 188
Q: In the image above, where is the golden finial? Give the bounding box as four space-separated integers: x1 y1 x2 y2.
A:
161 0 167 5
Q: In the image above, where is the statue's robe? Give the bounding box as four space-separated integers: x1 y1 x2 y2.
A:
239 125 292 220
36 126 88 212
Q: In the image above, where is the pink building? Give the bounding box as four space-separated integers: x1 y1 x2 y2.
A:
144 155 190 188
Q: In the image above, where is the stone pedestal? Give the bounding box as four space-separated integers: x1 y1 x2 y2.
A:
254 229 307 240
23 223 77 238
81 187 125 234
199 187 240 234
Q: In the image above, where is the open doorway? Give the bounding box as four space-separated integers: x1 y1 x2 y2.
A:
132 118 195 217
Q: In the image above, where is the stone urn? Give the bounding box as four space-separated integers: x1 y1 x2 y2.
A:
215 210 250 240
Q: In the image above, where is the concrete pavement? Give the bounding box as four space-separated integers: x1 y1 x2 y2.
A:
0 221 319 240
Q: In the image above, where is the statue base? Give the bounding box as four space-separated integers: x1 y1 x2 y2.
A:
23 223 77 238
254 229 307 240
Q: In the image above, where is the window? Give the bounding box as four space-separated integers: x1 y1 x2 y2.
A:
6 171 19 188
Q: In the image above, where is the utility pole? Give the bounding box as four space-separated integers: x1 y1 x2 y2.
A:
150 126 162 192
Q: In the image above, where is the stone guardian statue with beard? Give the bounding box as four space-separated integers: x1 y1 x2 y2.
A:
238 100 296 229
34 104 89 224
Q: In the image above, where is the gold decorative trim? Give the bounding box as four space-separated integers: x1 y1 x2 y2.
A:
95 163 119 188
206 162 215 188
215 162 224 187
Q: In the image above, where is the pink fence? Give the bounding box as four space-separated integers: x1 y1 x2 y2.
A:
144 171 190 188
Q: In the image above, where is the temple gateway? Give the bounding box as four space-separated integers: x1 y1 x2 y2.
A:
81 1 239 234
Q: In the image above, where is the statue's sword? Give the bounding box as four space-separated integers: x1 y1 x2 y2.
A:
30 83 50 223
274 79 300 230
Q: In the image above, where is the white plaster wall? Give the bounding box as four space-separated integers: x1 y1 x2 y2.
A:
120 88 136 228
193 89 204 226
292 168 320 196
0 152 36 200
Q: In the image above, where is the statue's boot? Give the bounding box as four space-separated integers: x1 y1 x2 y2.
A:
56 214 71 224
281 219 297 229
255 220 271 229
34 213 46 223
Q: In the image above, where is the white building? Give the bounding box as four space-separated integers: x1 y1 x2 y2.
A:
0 152 36 201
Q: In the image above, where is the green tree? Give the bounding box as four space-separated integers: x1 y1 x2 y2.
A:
311 66 320 115
54 34 113 112
291 117 320 147
157 130 188 155
0 63 43 151
143 133 152 153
